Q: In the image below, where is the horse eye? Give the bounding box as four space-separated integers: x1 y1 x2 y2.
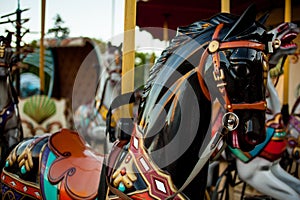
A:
230 64 250 78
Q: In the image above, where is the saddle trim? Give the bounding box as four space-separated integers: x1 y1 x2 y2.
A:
1 170 42 199
107 124 185 200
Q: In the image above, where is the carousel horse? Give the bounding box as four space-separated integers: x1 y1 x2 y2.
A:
1 5 273 199
0 33 23 166
235 73 300 200
230 23 300 199
74 42 122 152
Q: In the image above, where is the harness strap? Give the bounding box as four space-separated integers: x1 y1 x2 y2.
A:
197 23 267 112
231 101 266 111
106 176 133 200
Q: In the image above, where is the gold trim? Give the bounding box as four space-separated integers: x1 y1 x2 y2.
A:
108 189 150 200
2 169 39 188
0 45 5 58
131 126 185 200
37 143 48 186
213 69 225 81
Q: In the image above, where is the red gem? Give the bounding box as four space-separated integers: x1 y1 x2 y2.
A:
120 168 126 176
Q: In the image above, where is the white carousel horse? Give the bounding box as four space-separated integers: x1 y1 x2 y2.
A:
234 23 300 200
236 73 300 200
74 42 122 153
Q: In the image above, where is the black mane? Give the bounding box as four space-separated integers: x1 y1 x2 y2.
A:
140 13 239 107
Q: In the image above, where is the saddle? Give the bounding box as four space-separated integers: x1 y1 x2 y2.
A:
2 129 104 200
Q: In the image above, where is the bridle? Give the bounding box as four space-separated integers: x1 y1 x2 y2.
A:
103 49 122 76
197 23 269 113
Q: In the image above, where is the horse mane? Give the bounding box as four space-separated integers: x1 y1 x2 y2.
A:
141 13 238 100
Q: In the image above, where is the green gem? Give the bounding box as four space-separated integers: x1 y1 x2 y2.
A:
5 160 9 168
21 165 26 174
118 182 126 192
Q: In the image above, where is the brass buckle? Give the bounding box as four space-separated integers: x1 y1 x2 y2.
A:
213 69 225 81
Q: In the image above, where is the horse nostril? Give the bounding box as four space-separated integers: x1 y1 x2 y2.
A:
244 119 260 144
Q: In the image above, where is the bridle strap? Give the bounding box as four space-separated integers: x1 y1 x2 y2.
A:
231 101 266 111
197 23 267 112
219 41 266 51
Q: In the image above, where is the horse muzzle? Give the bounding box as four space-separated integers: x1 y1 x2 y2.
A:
227 111 266 152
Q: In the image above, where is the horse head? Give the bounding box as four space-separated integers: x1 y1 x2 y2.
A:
0 33 13 69
198 6 273 152
132 5 273 199
101 42 122 86
268 22 299 68
0 32 16 113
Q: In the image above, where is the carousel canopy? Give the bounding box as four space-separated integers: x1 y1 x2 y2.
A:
136 0 299 40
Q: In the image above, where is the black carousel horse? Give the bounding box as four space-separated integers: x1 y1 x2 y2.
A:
1 5 274 200
0 33 23 166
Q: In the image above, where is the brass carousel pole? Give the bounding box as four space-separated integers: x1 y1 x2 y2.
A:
221 0 230 13
282 0 291 124
122 0 136 98
39 0 46 95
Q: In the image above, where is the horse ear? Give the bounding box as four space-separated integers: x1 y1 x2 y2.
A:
118 43 123 51
257 12 270 25
223 4 257 40
107 41 112 48
5 32 12 46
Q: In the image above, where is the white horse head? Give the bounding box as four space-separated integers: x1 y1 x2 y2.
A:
74 42 122 153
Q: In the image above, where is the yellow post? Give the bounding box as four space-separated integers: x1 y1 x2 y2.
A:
283 0 291 105
163 19 169 42
121 0 136 117
221 0 230 13
39 0 46 94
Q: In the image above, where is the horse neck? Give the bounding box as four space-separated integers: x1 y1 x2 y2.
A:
103 81 121 108
0 71 13 110
96 69 121 109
